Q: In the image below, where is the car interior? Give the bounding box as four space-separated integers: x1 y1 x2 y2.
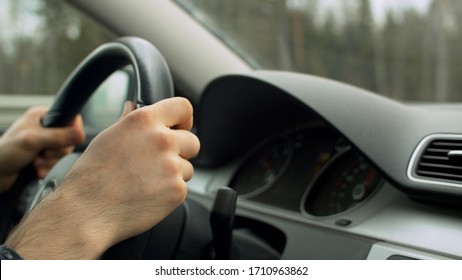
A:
1 0 461 260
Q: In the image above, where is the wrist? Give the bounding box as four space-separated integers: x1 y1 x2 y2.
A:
5 188 112 259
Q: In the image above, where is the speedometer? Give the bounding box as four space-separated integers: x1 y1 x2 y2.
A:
302 147 383 216
230 137 293 198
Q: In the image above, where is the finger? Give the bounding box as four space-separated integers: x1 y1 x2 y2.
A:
41 147 73 160
67 115 86 143
181 159 194 182
35 147 75 178
34 157 58 179
26 106 49 120
149 97 194 130
31 128 80 150
36 168 48 179
31 116 85 150
172 129 200 160
119 101 136 120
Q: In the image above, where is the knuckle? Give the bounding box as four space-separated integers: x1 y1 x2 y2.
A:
153 128 174 150
126 108 151 126
161 155 181 174
20 130 39 149
176 97 193 116
25 106 46 115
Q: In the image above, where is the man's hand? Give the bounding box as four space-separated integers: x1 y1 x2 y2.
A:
5 97 200 259
0 106 85 193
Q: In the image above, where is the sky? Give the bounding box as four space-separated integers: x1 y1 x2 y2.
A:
0 0 41 40
369 0 431 23
285 0 432 26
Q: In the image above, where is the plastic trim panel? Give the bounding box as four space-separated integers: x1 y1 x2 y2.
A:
367 242 454 260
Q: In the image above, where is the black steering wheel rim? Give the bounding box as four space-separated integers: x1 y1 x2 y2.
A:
43 36 174 128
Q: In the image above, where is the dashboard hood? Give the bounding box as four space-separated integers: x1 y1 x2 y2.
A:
196 71 462 205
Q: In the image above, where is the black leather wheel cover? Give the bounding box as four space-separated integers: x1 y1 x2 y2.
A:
43 36 173 127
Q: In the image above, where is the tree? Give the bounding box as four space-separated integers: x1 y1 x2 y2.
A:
448 0 462 101
0 0 112 96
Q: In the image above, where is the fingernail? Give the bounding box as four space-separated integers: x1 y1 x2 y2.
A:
125 101 135 112
124 101 132 110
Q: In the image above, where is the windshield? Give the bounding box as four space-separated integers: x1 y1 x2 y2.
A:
174 0 462 103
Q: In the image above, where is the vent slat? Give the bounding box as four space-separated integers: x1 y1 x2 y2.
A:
421 155 449 161
416 170 462 180
431 142 462 148
419 163 462 171
425 148 451 154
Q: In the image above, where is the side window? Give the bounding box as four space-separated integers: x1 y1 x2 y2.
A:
0 0 114 126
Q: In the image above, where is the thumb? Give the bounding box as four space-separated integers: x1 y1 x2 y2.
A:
119 101 136 120
121 101 137 118
32 126 83 150
32 115 85 150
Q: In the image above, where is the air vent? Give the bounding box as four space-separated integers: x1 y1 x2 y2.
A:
408 134 462 187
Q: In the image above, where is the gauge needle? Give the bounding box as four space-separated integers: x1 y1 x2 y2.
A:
261 158 275 182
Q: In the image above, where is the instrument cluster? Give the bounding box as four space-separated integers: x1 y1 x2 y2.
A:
230 125 384 217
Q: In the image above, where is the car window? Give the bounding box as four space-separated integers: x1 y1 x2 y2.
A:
174 0 462 103
0 0 114 97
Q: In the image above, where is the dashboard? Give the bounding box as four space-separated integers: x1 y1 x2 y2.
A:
187 71 462 260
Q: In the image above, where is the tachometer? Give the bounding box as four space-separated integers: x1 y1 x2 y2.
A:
302 147 383 216
231 137 293 198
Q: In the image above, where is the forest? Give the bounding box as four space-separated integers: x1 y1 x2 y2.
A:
0 0 112 97
177 0 462 102
1 0 462 102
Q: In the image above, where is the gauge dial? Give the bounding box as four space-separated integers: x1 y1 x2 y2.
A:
303 148 383 216
231 137 293 198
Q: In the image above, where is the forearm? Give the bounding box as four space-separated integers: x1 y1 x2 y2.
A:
5 188 111 259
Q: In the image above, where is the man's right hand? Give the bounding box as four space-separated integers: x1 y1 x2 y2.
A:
5 97 200 259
